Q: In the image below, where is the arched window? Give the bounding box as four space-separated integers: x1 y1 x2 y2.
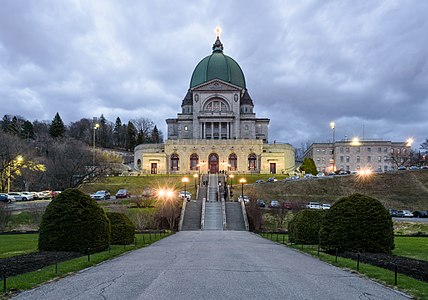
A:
137 159 141 170
171 154 179 171
190 153 199 171
203 98 230 112
229 153 237 171
248 154 257 171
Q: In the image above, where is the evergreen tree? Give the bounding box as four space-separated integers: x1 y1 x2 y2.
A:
1 115 12 133
10 116 21 136
300 157 318 175
151 125 160 143
49 112 65 138
126 121 137 151
136 131 144 144
113 117 122 147
22 120 35 139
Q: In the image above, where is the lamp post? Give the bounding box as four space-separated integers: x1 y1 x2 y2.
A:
239 178 246 200
193 173 198 188
182 177 189 201
330 121 335 172
93 123 100 166
330 121 335 142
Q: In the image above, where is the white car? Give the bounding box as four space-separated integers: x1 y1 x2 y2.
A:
238 195 249 203
321 203 331 210
306 202 321 209
90 190 111 200
179 191 191 200
398 210 413 217
8 192 33 201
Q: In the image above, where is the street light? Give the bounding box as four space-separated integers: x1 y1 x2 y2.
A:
182 177 189 201
193 173 198 188
7 155 24 193
93 123 100 166
406 138 414 147
330 121 335 142
239 178 246 200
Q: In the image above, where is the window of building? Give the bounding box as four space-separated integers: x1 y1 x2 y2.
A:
378 156 381 162
248 154 257 171
384 147 387 153
378 147 382 153
345 147 350 153
340 147 344 153
170 154 179 171
356 147 360 153
346 165 350 171
204 98 229 112
190 154 198 171
367 147 371 152
316 157 320 162
316 149 320 153
137 159 141 170
367 156 371 162
384 156 388 162
346 156 350 163
378 166 382 172
356 156 360 163
184 125 188 131
384 165 388 172
340 156 344 163
229 153 237 171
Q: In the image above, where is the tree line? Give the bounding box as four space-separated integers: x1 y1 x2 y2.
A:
0 113 163 192
2 113 163 151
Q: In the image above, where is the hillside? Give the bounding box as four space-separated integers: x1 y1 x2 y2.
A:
251 170 428 210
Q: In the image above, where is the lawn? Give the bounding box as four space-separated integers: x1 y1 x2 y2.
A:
393 236 428 261
259 233 428 299
0 234 38 258
2 232 172 295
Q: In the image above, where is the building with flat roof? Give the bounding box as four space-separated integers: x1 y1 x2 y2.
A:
304 139 411 173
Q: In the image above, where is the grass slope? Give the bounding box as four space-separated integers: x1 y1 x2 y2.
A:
253 170 428 210
0 234 38 259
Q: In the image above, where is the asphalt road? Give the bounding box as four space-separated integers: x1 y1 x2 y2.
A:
12 231 410 300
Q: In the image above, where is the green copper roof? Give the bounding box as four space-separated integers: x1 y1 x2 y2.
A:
190 37 246 89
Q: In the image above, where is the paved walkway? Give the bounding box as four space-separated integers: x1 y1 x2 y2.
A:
13 232 410 300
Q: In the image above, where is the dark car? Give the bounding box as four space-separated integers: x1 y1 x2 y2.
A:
0 193 10 203
282 201 292 209
413 210 428 218
115 189 130 199
256 199 266 207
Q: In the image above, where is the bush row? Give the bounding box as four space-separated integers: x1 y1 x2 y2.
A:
288 193 394 254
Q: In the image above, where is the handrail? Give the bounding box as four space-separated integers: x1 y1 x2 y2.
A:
221 190 227 230
201 196 206 230
240 200 250 231
178 197 187 231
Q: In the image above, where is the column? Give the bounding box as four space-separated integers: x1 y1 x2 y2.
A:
211 122 214 139
226 122 229 139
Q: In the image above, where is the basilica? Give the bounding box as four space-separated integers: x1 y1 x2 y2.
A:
134 33 295 175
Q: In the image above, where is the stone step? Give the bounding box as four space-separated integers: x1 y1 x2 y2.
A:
204 202 223 230
225 202 246 231
181 201 202 231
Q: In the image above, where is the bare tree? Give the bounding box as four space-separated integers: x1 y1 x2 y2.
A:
0 203 11 232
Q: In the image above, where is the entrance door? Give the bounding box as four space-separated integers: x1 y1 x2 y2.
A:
270 163 276 174
151 163 158 174
208 153 219 173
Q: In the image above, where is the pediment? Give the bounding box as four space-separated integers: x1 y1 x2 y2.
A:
191 79 243 92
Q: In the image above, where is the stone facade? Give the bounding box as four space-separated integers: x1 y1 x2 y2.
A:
134 35 295 175
304 140 411 173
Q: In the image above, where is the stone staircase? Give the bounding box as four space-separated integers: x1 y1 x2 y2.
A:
204 202 223 230
225 202 246 231
181 200 202 231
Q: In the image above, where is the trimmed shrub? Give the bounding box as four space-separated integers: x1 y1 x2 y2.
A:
106 212 135 245
38 189 110 253
319 193 394 254
288 209 325 244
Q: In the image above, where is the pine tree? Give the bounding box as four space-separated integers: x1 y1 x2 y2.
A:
10 116 21 136
49 112 65 138
300 157 318 175
113 117 122 147
22 120 35 139
151 125 160 143
126 121 137 151
1 115 12 133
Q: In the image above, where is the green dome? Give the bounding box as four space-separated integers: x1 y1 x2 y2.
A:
190 37 246 89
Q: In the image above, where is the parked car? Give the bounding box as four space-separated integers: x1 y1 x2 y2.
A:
0 193 10 203
40 190 53 199
179 191 191 200
316 173 325 177
306 202 321 209
238 195 249 203
20 192 35 201
304 174 314 179
282 201 293 209
409 166 419 170
269 200 280 208
397 210 413 217
115 189 130 198
398 166 406 171
321 203 331 210
421 166 428 170
267 177 278 182
389 209 401 217
8 192 33 201
90 190 111 200
413 210 428 218
256 199 266 207
255 179 265 183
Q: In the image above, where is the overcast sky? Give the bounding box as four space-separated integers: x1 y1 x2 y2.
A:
1 0 427 149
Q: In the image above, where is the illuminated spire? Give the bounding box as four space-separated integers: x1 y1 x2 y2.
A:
212 26 224 52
